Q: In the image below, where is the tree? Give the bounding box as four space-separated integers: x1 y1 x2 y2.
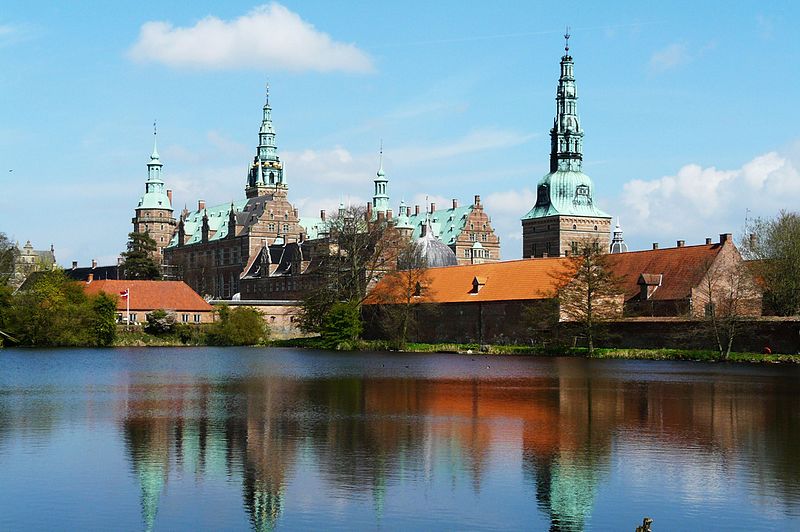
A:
552 240 622 356
299 205 403 334
369 242 433 348
90 292 118 347
320 301 363 349
205 305 269 346
121 232 161 280
696 258 760 360
4 269 92 346
0 232 17 286
742 211 800 315
144 309 177 335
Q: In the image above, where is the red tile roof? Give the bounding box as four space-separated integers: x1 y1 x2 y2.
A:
604 243 724 301
367 258 573 304
82 280 212 312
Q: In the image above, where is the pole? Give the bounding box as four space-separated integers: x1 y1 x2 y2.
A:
127 288 130 329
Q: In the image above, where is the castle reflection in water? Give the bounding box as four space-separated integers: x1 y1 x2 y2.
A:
112 358 800 531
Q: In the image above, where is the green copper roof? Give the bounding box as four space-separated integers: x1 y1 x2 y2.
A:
522 170 609 219
407 205 474 246
299 217 326 240
167 199 248 247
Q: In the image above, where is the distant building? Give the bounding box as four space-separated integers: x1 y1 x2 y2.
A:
609 219 628 254
10 240 56 289
522 34 612 258
82 279 214 324
65 259 121 282
132 127 177 264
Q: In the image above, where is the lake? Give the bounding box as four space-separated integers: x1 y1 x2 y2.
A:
0 347 798 531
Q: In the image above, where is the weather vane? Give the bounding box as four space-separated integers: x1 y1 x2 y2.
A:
265 81 270 104
564 26 571 53
153 120 157 137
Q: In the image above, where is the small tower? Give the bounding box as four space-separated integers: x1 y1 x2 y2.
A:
246 84 287 198
609 218 628 253
371 142 390 219
521 31 612 258
132 123 177 263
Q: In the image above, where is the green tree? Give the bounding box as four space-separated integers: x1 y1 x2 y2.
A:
0 232 17 285
90 292 118 346
742 211 800 316
121 232 161 280
205 305 269 346
144 309 177 335
320 301 363 350
4 269 92 346
552 240 622 356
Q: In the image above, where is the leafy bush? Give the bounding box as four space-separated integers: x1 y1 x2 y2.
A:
204 305 269 346
320 301 363 350
144 309 177 335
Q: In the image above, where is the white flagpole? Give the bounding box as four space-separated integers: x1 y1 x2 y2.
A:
126 289 130 328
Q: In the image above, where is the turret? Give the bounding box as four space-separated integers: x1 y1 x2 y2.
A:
371 142 390 219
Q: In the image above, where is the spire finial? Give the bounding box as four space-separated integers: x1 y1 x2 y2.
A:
265 82 270 106
564 26 571 53
377 139 385 176
151 120 159 160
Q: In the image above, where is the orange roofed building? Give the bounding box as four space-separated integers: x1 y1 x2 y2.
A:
364 232 760 344
82 279 214 325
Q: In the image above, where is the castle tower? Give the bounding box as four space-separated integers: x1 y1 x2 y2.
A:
521 31 611 258
371 143 390 219
246 84 287 198
132 124 177 263
609 218 628 253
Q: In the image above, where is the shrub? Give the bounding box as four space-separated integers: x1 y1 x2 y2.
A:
144 309 177 335
204 305 269 346
320 301 363 350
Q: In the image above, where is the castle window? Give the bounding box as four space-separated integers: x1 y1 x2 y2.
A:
470 223 474 230
464 250 469 257
182 314 189 323
573 224 577 230
594 225 598 231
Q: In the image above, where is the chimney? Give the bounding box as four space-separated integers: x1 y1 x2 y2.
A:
72 260 78 270
167 189 173 204
749 233 757 248
377 211 385 222
720 233 732 244
705 237 712 245
198 199 206 211
320 209 326 221
117 257 123 266
677 240 685 247
430 202 436 213
652 243 659 250
299 232 305 242
86 273 93 284
91 259 97 269
386 209 393 220
261 238 268 249
415 205 420 216
452 198 459 209
474 194 481 206
366 202 373 217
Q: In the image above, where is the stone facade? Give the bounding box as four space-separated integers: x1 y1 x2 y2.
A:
522 215 613 259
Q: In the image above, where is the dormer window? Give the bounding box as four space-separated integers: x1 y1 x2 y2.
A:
470 276 486 294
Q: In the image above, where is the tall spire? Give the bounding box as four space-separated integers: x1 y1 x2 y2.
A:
549 29 583 173
247 83 285 196
147 122 163 182
372 140 389 217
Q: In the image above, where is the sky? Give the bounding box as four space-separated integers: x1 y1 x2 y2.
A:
1 1 799 266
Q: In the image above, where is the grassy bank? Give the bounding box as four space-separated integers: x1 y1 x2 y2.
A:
271 337 800 364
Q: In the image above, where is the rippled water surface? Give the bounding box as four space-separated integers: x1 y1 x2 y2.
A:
1 348 799 531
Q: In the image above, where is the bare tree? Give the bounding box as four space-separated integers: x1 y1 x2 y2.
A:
299 205 405 333
552 240 622 356
369 242 433 347
741 210 800 316
696 258 761 360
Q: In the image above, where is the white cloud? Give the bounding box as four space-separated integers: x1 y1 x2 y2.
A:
128 3 373 73
649 42 690 72
618 146 800 243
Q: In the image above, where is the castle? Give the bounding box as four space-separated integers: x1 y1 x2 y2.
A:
132 87 501 299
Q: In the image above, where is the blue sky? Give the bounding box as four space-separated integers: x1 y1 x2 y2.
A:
1 1 799 265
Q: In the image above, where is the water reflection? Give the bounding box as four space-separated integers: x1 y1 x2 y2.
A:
1 351 798 530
